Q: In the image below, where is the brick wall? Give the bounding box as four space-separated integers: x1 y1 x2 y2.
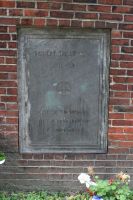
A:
0 0 133 191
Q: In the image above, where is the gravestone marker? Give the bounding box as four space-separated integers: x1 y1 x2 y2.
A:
18 28 110 153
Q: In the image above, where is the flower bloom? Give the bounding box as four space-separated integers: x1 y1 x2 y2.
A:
78 173 96 188
78 173 91 184
116 172 130 182
0 159 5 165
108 178 114 185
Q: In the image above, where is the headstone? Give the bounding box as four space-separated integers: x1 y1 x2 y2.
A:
18 28 110 153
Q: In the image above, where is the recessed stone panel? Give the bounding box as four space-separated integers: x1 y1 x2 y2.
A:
18 28 110 153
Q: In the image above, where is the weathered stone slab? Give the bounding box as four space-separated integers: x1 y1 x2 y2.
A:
18 28 110 153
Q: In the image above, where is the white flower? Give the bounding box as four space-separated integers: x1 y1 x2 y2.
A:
0 159 5 165
78 173 91 184
78 173 96 188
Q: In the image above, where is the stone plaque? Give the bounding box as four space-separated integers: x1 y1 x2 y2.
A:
18 28 110 153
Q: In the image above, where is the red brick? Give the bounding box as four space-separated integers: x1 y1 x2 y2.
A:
83 21 94 28
116 141 133 148
124 15 133 22
11 34 17 41
123 127 133 133
24 10 48 17
108 127 124 133
21 18 33 26
0 18 19 25
6 111 18 117
120 62 133 68
119 24 133 30
8 42 17 49
123 32 133 39
58 19 70 27
122 47 133 54
0 50 16 56
8 73 17 80
50 11 73 18
112 6 132 13
7 88 17 95
110 84 127 91
110 69 126 75
0 116 6 123
0 42 6 48
0 65 17 72
1 96 17 102
6 103 18 110
71 20 82 27
114 92 130 98
0 81 17 87
46 19 58 26
54 154 64 160
33 154 43 160
95 21 106 28
75 12 98 19
112 30 122 38
111 39 129 46
123 0 133 6
128 85 133 91
127 70 133 76
0 88 6 94
106 22 117 29
109 134 128 140
63 3 86 11
109 98 129 105
108 147 129 154
125 113 133 119
114 77 133 83
0 26 7 33
6 57 17 64
0 103 5 110
88 5 111 12
9 9 23 16
6 117 18 124
95 160 116 167
0 9 7 15
100 13 122 21
0 34 10 40
22 154 33 159
98 0 122 4
37 2 49 9
112 46 120 53
37 2 61 10
8 26 17 33
17 1 35 8
34 19 45 27
0 1 15 8
0 73 8 79
43 154 54 159
109 113 124 119
112 54 133 61
112 120 133 126
111 61 119 68
0 57 4 63
131 93 133 98
73 0 96 3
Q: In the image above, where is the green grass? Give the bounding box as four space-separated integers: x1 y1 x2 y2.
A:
0 192 89 200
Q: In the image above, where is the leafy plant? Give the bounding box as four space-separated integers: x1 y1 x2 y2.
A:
0 152 6 161
78 167 133 200
0 192 89 200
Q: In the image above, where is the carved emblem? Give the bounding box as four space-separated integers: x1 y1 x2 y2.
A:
55 81 71 95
